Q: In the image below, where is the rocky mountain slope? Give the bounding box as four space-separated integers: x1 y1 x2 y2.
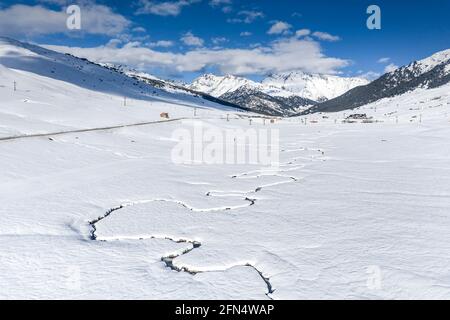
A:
305 49 450 114
220 84 315 116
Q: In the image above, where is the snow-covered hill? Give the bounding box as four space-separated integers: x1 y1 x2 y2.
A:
0 37 249 137
308 48 450 114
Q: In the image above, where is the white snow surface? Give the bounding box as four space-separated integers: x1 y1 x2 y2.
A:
2 38 450 299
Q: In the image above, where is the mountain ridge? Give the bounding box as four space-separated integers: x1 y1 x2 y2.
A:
189 72 368 116
262 71 369 101
305 48 450 114
0 37 255 115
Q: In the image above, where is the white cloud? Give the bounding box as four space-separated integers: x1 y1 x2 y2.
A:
384 63 399 73
209 0 232 7
37 0 82 5
36 0 66 4
221 6 233 13
267 21 292 35
227 10 264 23
208 0 233 13
378 57 390 63
295 29 311 37
135 0 200 16
312 31 341 42
240 31 252 37
378 58 398 73
148 40 175 47
180 32 204 46
132 27 147 33
358 70 380 80
105 38 123 48
45 37 349 76
212 37 228 44
0 4 130 37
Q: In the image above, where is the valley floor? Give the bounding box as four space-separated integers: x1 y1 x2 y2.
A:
2 36 450 299
1 115 450 299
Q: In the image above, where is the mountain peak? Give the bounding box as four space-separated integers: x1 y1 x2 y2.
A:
262 71 369 102
414 48 450 73
385 48 450 78
190 73 257 97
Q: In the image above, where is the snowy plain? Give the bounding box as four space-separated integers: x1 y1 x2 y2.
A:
1 38 450 299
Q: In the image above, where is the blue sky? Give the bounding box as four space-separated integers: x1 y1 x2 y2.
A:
0 0 449 82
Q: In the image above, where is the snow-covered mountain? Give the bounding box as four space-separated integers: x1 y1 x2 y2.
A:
307 48 450 114
190 74 315 116
220 84 314 116
189 74 258 97
262 71 369 102
190 73 369 102
189 72 368 116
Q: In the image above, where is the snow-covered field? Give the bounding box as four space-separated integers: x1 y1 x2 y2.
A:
1 38 450 300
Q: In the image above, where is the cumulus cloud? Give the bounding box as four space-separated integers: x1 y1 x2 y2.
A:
211 37 228 45
105 38 123 48
377 57 398 73
148 40 175 47
240 31 252 37
221 6 233 13
180 32 204 46
135 0 200 16
0 3 130 37
227 10 264 23
312 31 341 42
132 26 147 33
45 37 349 76
209 0 231 7
384 63 399 73
209 0 232 14
378 57 391 63
295 29 311 37
358 70 380 81
267 21 292 35
37 0 84 5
